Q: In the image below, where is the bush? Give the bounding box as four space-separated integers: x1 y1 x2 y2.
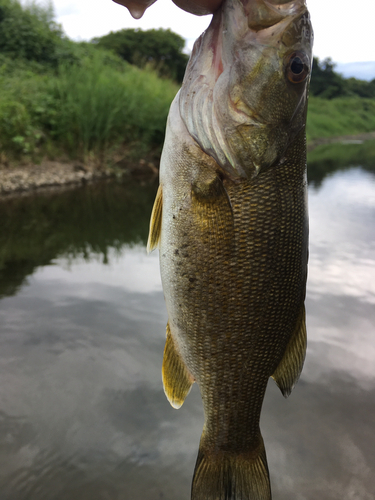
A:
44 52 178 161
0 55 50 157
0 101 32 153
92 28 189 83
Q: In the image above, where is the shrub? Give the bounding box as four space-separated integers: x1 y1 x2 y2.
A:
46 53 178 160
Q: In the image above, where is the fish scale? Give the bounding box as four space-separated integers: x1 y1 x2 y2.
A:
148 0 312 498
161 130 305 484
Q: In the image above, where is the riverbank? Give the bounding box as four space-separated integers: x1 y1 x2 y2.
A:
306 131 375 151
1 132 374 196
0 156 159 196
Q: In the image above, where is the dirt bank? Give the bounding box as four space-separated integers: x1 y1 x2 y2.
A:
0 158 158 196
1 132 374 196
306 131 375 151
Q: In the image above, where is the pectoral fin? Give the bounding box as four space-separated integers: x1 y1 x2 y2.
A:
272 305 307 398
162 322 194 409
147 184 163 253
191 173 234 253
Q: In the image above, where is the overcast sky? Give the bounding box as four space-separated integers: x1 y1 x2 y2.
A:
51 0 372 64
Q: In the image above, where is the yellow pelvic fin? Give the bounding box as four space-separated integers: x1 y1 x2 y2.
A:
162 322 194 409
192 433 271 500
147 184 163 253
272 305 307 398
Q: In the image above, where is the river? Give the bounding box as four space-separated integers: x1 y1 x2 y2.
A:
0 141 374 500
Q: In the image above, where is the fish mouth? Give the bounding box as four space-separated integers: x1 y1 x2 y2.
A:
242 0 307 31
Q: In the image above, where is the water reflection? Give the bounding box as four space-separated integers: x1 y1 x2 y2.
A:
0 142 374 499
0 178 158 298
307 138 375 187
307 167 375 392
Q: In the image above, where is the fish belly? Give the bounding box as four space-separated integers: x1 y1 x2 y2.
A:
155 98 307 499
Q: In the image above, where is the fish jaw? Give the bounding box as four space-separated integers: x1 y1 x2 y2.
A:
243 0 309 30
179 0 313 179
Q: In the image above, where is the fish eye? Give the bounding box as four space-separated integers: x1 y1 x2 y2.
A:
286 52 310 84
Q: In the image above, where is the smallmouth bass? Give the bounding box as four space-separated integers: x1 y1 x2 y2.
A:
148 0 313 498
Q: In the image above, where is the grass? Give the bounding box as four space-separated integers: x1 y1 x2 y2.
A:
0 51 178 165
306 97 375 143
50 54 178 162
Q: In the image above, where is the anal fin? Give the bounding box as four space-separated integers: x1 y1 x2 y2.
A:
162 322 194 409
272 304 307 398
147 184 162 253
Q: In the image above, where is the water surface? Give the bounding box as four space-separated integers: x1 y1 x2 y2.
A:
0 143 374 500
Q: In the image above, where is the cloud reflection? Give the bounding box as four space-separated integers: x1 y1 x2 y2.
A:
308 168 375 304
306 168 375 387
32 246 163 295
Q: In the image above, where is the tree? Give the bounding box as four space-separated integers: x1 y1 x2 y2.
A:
0 0 76 66
345 77 375 99
92 28 189 82
309 57 375 100
309 57 347 99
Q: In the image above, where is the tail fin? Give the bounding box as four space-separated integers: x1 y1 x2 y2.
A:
191 435 271 500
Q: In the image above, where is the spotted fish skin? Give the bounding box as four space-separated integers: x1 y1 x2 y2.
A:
148 1 313 498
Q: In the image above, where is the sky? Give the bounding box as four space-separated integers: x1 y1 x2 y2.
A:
50 0 373 65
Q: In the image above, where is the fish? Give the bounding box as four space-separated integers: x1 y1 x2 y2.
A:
147 0 313 498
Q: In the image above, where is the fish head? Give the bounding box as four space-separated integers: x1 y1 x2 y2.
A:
179 0 314 178
233 0 314 173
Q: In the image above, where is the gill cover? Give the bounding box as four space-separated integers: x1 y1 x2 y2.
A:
179 0 313 179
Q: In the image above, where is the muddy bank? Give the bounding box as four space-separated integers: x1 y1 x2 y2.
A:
1 132 374 196
0 158 158 196
306 131 375 151
0 161 110 195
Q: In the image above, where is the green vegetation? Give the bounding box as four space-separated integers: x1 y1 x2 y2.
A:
49 55 177 161
310 57 375 99
92 28 189 83
0 0 374 169
0 0 81 66
0 50 178 164
306 98 375 142
0 0 178 166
